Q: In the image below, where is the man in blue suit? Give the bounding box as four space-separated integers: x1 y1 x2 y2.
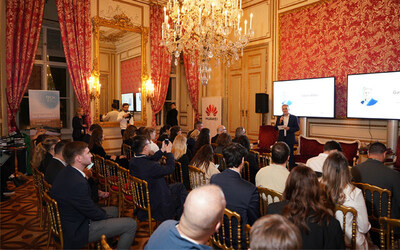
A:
275 104 299 170
50 141 136 249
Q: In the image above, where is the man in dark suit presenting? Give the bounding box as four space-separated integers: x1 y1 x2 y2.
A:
50 141 137 249
275 104 299 170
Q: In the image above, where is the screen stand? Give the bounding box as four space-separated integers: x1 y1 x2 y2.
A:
387 120 398 151
299 117 307 137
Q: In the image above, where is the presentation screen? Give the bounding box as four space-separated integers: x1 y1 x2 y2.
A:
121 93 134 112
135 93 142 112
273 77 335 118
347 71 400 120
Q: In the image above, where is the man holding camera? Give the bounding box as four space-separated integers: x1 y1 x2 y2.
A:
117 103 134 136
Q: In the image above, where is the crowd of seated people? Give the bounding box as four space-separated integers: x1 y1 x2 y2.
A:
191 144 220 183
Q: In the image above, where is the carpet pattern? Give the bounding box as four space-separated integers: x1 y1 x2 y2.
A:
0 177 150 249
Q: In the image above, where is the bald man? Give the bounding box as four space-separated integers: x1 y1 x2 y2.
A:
211 125 226 143
145 185 226 249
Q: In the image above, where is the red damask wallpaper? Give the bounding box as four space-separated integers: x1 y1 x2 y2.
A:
120 57 142 94
279 0 400 117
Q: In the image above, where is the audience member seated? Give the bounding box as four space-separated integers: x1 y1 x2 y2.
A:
129 136 187 222
187 121 203 138
136 126 146 136
50 141 137 249
211 143 259 249
232 126 246 143
321 152 371 249
214 133 232 154
169 125 182 143
89 128 128 169
237 135 259 184
267 166 345 249
31 128 47 147
250 214 302 250
32 136 60 173
255 142 290 194
44 140 68 184
145 184 225 249
193 128 211 155
186 129 199 157
121 125 137 155
211 125 226 143
306 140 342 175
157 125 171 142
172 135 191 190
191 144 220 183
82 124 102 144
351 142 400 222
143 127 160 155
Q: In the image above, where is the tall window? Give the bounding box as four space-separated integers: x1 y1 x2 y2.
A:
18 24 74 130
155 63 177 126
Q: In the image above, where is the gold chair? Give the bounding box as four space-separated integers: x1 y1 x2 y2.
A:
379 217 400 249
33 167 47 228
257 186 283 216
117 165 133 217
241 161 251 182
100 235 112 250
244 224 251 248
353 182 392 234
43 192 63 249
129 175 155 235
249 150 261 168
334 205 358 249
188 165 206 190
214 153 226 171
105 160 121 210
166 162 184 184
210 208 243 250
122 144 132 160
93 154 107 193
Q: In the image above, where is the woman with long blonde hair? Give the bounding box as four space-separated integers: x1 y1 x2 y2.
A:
32 136 60 173
171 134 190 190
321 152 371 249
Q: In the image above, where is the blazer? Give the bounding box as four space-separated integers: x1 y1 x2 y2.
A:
38 152 53 174
50 166 107 249
72 116 85 141
274 114 299 145
129 150 175 221
44 158 65 185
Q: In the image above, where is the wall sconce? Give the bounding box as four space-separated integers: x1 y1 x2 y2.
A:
89 71 101 100
143 78 154 100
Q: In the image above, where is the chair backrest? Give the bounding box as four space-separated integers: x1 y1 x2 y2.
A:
258 125 278 153
353 182 392 233
43 192 63 249
105 160 120 190
117 166 131 199
298 135 324 159
128 175 153 234
339 140 360 166
210 208 243 250
379 217 400 249
335 205 358 249
122 144 132 160
249 150 261 167
395 136 400 168
93 154 106 179
173 162 183 183
214 153 226 171
188 165 206 190
241 161 250 182
100 234 112 250
257 187 283 216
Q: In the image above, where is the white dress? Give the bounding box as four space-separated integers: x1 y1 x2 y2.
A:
335 185 371 249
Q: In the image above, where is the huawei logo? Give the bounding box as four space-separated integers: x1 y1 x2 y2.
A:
206 105 218 116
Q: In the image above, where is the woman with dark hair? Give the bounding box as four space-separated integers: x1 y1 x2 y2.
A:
157 124 171 142
267 166 345 249
193 128 210 155
190 144 219 183
72 107 87 141
169 125 182 143
121 125 137 154
143 127 160 154
321 152 370 249
214 133 232 154
237 135 259 184
89 128 128 168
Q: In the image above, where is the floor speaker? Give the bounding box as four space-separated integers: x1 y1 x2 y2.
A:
255 93 269 113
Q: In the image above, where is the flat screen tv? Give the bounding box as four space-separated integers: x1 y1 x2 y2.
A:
121 93 134 112
273 77 335 118
347 71 400 120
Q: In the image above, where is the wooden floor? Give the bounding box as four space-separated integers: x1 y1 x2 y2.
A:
0 177 150 249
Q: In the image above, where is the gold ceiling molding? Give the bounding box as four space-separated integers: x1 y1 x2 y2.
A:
99 30 128 43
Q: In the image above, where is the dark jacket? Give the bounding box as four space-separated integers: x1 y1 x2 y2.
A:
166 109 178 126
44 157 65 184
72 116 86 141
38 152 53 174
274 114 299 146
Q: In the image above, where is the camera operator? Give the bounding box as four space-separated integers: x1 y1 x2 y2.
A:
117 103 134 136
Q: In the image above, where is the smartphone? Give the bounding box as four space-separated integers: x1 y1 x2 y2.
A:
164 139 169 146
87 162 94 170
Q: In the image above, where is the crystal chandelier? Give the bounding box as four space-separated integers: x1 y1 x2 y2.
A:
161 0 254 85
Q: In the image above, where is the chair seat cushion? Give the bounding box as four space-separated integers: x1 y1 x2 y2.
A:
111 185 119 191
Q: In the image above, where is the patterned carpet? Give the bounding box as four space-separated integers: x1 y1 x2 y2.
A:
0 177 150 249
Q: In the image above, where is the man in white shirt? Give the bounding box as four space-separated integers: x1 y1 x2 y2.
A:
255 142 290 194
306 140 342 174
102 103 119 122
117 103 134 136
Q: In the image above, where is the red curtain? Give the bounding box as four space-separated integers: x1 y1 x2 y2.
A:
56 0 92 125
279 0 400 117
183 52 200 121
6 0 45 132
150 5 172 126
